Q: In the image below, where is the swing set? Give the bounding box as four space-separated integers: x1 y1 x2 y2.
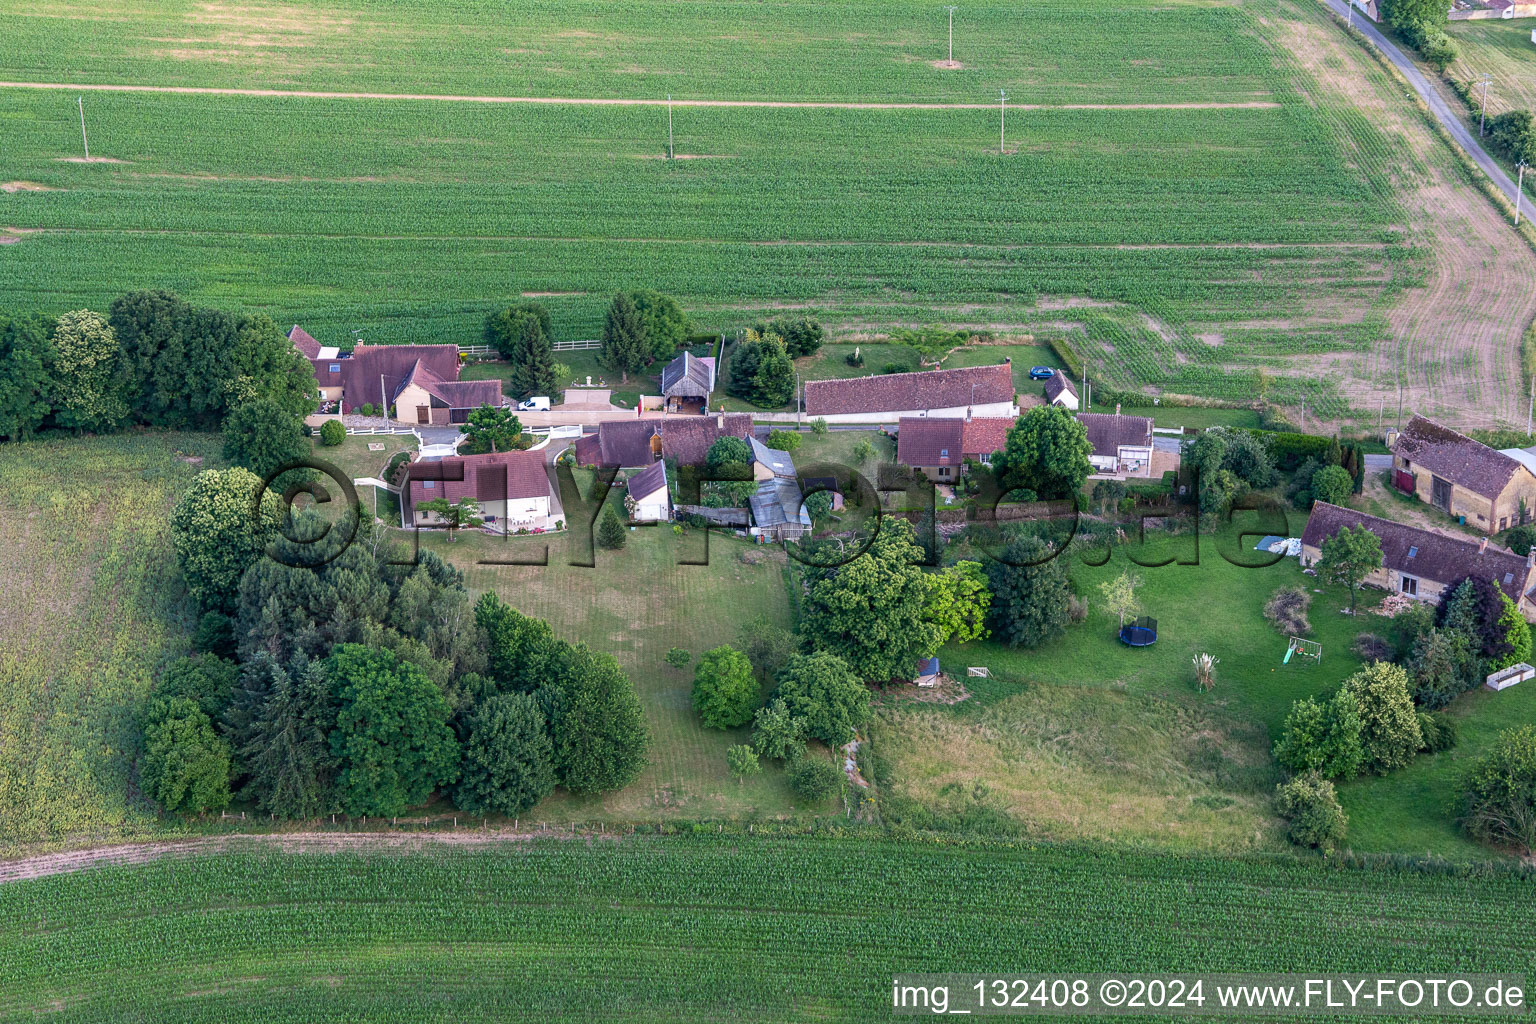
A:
1283 636 1322 667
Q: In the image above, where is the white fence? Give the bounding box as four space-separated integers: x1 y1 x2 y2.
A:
458 344 496 357
552 339 602 351
347 424 422 438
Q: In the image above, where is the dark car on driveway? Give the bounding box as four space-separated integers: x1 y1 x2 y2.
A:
1028 366 1055 380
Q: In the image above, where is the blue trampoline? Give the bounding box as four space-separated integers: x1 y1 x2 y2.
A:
1119 616 1158 647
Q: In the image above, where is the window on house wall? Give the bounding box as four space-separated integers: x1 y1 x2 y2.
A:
1400 576 1418 596
329 364 340 373
1501 517 1509 531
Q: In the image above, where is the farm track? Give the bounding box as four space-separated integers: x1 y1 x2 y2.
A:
0 80 1280 112
0 224 1388 251
0 831 579 885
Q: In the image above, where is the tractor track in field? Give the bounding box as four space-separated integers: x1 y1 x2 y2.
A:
0 224 1387 252
0 830 613 885
0 80 1281 112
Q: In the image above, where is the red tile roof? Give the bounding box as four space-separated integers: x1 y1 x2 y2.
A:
575 414 753 468
897 416 1018 466
289 325 321 359
406 450 550 511
803 364 1014 417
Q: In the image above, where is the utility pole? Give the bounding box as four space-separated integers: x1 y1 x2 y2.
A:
667 94 674 160
77 96 89 161
1478 73 1493 137
1527 373 1533 436
1346 0 1352 30
1516 161 1528 227
946 6 957 64
999 89 1006 155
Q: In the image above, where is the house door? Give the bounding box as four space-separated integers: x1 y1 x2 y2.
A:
416 405 429 424
1431 475 1452 512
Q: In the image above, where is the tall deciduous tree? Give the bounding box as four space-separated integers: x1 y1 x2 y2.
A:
222 397 310 479
1273 690 1364 779
50 309 129 433
601 292 649 383
691 645 759 729
1462 724 1536 854
799 519 944 681
139 696 232 815
327 644 459 817
772 651 870 746
991 405 1092 499
923 560 992 645
543 643 648 793
417 496 484 541
632 290 691 362
1316 523 1383 613
986 535 1074 648
0 312 55 441
169 467 285 614
453 692 557 816
754 317 824 358
484 302 553 359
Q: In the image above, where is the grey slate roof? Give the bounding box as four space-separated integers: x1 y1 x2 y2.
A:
750 476 811 530
1044 374 1078 403
1392 415 1529 501
750 436 796 478
661 352 715 398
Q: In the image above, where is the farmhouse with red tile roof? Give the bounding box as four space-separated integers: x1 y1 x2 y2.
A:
803 364 1017 422
895 416 1018 481
290 325 502 423
404 450 558 530
574 413 753 468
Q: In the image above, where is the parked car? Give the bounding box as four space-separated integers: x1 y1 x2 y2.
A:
1028 366 1056 380
518 396 551 411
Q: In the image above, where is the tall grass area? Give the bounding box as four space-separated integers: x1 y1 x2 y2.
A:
0 433 219 850
3 838 1535 1021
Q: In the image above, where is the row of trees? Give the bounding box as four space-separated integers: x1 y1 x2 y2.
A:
1380 0 1457 71
147 468 648 818
0 290 317 442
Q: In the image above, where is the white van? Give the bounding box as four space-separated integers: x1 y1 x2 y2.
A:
518 396 551 411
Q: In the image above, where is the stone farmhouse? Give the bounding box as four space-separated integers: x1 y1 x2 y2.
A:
1301 502 1536 617
574 413 753 468
1079 410 1155 477
1390 415 1536 534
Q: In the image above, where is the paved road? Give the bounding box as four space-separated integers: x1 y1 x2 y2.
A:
1325 0 1522 207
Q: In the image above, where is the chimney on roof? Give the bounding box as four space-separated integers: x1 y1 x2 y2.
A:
1480 537 1489 554
1528 548 1535 569
717 413 724 429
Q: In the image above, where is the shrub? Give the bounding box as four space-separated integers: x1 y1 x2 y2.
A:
1273 690 1364 779
844 348 865 368
1264 586 1312 637
765 429 802 451
1310 464 1353 507
852 439 876 464
726 744 761 782
597 506 627 549
358 403 375 417
318 419 346 446
1343 662 1423 774
664 647 691 670
1417 711 1458 754
1503 523 1536 557
810 418 829 436
1461 724 1536 853
1352 632 1393 663
880 362 911 375
691 645 759 730
1275 772 1348 849
787 754 843 802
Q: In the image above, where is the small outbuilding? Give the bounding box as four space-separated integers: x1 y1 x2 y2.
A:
915 656 941 687
626 460 671 522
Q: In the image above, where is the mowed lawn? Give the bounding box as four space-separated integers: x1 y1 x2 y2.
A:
0 432 219 850
878 518 1536 858
416 510 802 823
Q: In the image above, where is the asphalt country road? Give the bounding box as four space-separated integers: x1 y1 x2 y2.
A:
1323 0 1524 208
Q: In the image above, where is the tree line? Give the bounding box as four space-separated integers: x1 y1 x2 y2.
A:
141 467 648 819
0 290 316 443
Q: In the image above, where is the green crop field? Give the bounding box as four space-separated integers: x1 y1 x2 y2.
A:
0 0 1437 420
2 837 1534 1022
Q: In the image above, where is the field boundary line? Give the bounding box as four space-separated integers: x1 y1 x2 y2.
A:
0 80 1281 112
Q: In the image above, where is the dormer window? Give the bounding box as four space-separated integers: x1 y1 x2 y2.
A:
329 364 340 373
1506 573 1515 585
1407 546 1418 558
424 480 435 489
